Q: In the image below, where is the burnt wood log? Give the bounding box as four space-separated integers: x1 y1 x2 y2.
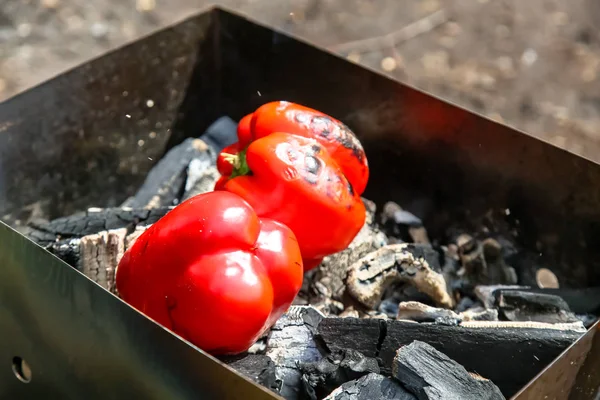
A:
317 318 384 359
346 244 454 309
396 301 461 325
396 301 498 323
392 341 505 400
120 137 216 209
310 198 387 304
219 354 278 393
265 306 326 400
456 235 517 289
25 207 168 273
42 226 148 292
474 285 529 309
323 373 417 400
459 307 498 321
495 290 580 324
500 286 600 316
377 285 440 318
26 207 171 247
317 317 584 397
79 228 126 294
299 349 381 400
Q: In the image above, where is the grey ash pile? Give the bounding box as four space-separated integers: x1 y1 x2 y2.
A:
24 116 596 400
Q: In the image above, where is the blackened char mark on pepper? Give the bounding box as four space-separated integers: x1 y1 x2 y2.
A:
301 144 322 185
280 140 355 206
294 112 365 163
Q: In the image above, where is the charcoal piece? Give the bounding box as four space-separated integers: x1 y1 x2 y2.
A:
323 373 416 400
576 314 598 328
79 226 147 292
382 202 423 227
311 198 387 302
454 296 476 312
474 285 528 309
181 160 220 200
199 116 239 153
26 207 171 246
495 290 580 324
317 318 383 358
339 307 361 319
407 226 430 245
380 201 429 244
318 317 584 397
456 235 517 287
220 354 278 392
265 306 326 400
458 320 585 331
481 238 518 283
382 284 439 310
392 341 505 400
378 299 400 318
313 297 346 316
299 349 380 399
25 206 165 271
48 237 82 268
382 321 584 397
346 244 453 310
459 307 498 322
499 286 600 315
121 137 216 209
364 311 389 320
396 301 462 324
80 228 127 294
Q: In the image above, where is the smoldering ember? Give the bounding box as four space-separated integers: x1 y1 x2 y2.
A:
24 116 597 400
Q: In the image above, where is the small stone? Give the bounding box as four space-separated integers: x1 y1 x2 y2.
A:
42 0 60 8
444 22 462 37
136 0 156 12
17 23 32 38
346 51 361 64
90 23 109 39
381 57 397 72
489 112 504 123
521 48 538 66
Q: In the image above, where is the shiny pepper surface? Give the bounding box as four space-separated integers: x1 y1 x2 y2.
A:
216 132 366 271
236 101 369 195
115 191 304 355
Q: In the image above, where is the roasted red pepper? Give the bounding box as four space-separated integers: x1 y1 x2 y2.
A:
234 101 369 195
115 191 304 355
216 132 366 271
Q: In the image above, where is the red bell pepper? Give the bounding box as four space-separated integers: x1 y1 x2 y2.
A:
115 191 304 355
234 101 369 195
216 132 366 271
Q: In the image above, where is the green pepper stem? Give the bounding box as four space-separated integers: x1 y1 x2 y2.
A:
222 148 251 178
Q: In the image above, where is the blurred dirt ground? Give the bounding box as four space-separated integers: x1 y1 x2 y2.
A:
3 0 600 161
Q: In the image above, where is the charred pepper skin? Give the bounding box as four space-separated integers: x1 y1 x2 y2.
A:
239 101 369 195
115 191 304 355
216 132 366 271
